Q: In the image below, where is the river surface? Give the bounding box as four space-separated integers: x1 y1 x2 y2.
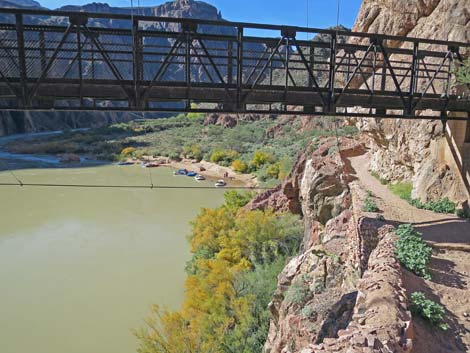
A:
0 163 225 353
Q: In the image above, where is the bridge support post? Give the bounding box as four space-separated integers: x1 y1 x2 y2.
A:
407 41 419 116
131 19 142 109
326 33 337 114
227 40 233 85
15 14 28 108
236 26 244 111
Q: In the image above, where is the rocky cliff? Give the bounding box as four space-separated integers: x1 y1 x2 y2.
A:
261 2 470 351
351 0 470 204
259 137 414 353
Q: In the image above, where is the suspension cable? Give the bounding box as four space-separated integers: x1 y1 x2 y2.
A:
333 0 341 152
306 0 309 40
0 182 270 190
147 163 154 188
0 159 23 186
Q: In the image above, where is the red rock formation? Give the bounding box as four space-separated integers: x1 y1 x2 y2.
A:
351 0 470 204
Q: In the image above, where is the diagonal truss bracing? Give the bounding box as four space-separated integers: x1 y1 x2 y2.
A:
0 8 468 120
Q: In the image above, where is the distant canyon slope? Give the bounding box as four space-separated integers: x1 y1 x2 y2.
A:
0 0 227 136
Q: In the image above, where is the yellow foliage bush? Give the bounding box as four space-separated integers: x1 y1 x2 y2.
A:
135 196 302 353
120 147 136 156
231 159 248 173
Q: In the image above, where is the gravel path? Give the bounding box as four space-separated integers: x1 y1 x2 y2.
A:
349 153 470 353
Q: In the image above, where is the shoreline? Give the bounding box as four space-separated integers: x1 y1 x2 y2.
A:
135 155 259 188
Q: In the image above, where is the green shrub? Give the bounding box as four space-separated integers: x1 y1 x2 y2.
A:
168 151 182 161
363 196 379 212
250 150 276 170
223 190 255 211
388 182 413 202
456 208 470 219
285 277 310 305
395 224 432 279
388 182 456 214
301 306 316 319
210 149 239 164
182 144 204 161
453 57 470 85
266 162 281 179
421 198 456 214
410 292 448 330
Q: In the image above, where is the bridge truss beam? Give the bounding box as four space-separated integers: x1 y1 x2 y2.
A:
0 8 469 120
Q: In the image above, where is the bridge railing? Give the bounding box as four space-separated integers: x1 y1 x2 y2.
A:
0 8 469 118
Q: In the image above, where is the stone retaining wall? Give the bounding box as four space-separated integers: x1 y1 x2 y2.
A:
300 226 413 353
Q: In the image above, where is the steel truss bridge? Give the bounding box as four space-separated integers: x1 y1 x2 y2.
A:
0 8 469 120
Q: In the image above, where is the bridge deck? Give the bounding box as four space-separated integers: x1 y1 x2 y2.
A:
0 8 469 119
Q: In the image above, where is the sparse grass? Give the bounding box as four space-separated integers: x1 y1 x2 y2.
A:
410 292 449 330
371 170 389 185
388 182 413 202
389 182 456 214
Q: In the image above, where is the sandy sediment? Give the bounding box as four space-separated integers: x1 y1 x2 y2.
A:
135 156 259 188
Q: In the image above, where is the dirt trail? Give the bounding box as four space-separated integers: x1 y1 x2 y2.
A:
349 153 470 353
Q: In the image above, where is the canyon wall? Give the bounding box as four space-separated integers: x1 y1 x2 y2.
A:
0 111 143 136
351 0 470 204
260 138 413 353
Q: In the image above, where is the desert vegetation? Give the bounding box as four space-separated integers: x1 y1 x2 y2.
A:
6 114 358 185
370 175 459 216
395 224 433 279
410 292 448 330
134 191 303 353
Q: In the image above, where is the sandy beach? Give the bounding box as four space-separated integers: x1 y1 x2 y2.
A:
135 156 259 187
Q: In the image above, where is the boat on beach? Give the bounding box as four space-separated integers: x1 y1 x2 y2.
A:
195 174 206 181
117 161 134 166
215 179 227 187
143 162 161 168
186 171 197 177
174 169 188 176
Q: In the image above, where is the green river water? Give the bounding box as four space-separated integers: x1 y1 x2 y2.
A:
0 164 225 353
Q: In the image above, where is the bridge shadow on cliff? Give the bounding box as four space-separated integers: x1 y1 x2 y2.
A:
380 218 470 244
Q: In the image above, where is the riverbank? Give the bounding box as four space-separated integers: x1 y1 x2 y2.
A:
130 155 258 187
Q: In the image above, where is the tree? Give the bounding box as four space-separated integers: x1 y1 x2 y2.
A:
250 150 276 170
135 197 302 353
231 159 248 173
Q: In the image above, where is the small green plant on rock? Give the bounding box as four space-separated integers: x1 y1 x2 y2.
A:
285 276 311 305
395 224 432 279
453 57 470 85
301 306 317 320
363 193 379 213
410 292 449 330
